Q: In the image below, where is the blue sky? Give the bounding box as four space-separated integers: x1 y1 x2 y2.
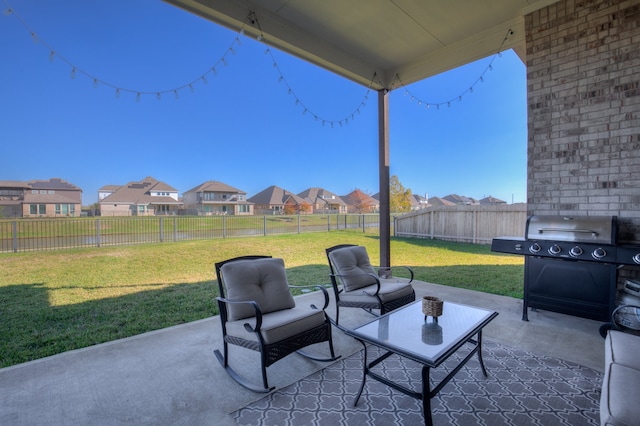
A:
1 0 527 205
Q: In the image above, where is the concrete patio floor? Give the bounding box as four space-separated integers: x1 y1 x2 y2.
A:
0 280 606 425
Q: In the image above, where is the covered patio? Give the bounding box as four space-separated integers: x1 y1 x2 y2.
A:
0 281 604 424
163 0 537 267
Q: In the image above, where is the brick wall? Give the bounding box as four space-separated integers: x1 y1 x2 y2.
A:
526 0 640 244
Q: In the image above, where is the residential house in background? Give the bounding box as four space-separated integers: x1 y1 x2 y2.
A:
427 196 457 207
411 194 429 210
298 187 348 214
0 178 82 218
341 189 379 213
99 176 181 216
479 195 507 205
98 185 121 201
442 194 479 205
182 181 253 215
248 185 309 215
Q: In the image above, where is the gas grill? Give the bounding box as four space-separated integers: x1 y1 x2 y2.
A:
492 215 621 322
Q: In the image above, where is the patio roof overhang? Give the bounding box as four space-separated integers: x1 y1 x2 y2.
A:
163 0 555 264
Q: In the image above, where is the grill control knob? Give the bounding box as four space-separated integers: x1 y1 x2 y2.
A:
592 248 607 260
529 243 541 254
569 246 583 257
548 244 561 255
633 254 640 264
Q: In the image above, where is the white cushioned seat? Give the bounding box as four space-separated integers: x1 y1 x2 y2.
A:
600 330 640 426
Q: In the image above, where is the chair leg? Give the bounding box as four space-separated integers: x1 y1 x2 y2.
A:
213 348 274 393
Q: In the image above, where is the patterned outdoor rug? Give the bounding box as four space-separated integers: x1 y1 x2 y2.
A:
231 340 603 425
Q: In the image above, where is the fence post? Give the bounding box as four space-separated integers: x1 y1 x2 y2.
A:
174 217 178 242
473 208 478 244
96 219 101 247
223 215 227 238
12 221 17 253
327 215 330 231
264 216 267 236
393 216 396 237
362 214 365 232
160 217 164 243
297 214 301 233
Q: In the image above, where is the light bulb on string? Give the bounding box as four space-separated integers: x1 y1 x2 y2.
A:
93 79 98 89
156 92 161 101
115 89 120 99
49 51 55 62
30 32 38 43
202 76 208 85
221 57 227 66
257 34 263 41
3 8 13 16
211 67 217 76
189 84 194 94
174 90 179 100
136 93 141 102
70 67 76 79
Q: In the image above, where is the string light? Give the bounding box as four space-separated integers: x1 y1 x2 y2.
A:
4 0 244 101
395 29 514 111
6 3 374 127
263 45 374 127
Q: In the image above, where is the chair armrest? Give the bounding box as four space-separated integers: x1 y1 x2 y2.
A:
216 296 264 332
288 284 331 310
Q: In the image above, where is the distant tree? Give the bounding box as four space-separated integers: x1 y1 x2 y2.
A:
300 202 312 214
350 188 374 213
283 202 297 215
389 175 412 213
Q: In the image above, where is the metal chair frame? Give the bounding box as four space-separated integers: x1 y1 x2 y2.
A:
214 255 339 392
325 244 415 326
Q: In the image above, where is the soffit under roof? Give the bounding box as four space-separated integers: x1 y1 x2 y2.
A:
164 0 557 90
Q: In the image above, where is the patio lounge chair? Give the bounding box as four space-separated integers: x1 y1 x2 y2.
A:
214 255 339 392
325 244 415 326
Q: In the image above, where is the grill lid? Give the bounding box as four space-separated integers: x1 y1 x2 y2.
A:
526 215 618 244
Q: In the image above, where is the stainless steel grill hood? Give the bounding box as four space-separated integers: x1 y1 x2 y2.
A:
526 215 617 245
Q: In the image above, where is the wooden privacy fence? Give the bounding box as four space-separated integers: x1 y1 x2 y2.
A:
394 204 528 244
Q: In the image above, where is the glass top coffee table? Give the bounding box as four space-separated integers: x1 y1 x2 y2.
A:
344 300 498 426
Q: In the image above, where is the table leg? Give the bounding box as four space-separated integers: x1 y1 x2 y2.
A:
422 365 433 426
476 331 488 377
353 341 368 407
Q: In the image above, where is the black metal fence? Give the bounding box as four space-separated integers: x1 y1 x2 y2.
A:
0 214 380 253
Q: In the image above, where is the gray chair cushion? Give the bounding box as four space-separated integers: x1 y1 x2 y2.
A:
601 330 640 426
220 257 295 321
226 307 326 345
329 246 378 292
338 278 414 304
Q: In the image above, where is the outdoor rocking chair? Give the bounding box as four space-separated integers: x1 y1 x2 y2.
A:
214 255 340 393
325 244 415 326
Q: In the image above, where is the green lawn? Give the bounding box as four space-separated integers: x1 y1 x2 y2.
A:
0 231 523 368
